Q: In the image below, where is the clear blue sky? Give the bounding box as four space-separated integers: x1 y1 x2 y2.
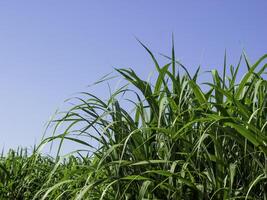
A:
1 1 267 151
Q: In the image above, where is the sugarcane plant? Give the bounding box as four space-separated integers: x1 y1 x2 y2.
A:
1 40 267 199
38 40 267 199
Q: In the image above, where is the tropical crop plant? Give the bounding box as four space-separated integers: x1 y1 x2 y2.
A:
0 148 94 199
38 40 267 200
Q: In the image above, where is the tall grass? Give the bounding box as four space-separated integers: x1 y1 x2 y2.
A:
1 41 267 199
0 148 93 199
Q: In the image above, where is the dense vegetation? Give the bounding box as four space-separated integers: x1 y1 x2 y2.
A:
1 42 267 199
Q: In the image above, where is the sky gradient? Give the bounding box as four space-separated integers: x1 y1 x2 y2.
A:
1 1 267 151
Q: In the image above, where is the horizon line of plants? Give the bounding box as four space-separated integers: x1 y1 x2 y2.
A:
1 40 267 199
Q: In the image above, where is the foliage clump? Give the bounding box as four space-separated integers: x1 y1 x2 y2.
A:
1 42 267 199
